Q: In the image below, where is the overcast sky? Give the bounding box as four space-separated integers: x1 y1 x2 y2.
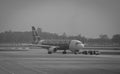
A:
0 0 120 38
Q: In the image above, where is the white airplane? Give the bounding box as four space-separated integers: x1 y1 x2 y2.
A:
32 26 84 54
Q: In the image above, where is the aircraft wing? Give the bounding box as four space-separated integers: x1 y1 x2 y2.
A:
31 44 51 49
27 44 60 50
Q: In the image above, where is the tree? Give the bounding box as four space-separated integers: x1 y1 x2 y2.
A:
99 34 109 39
112 34 120 45
61 32 67 39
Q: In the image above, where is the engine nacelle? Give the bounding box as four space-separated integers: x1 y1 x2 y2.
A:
48 46 57 54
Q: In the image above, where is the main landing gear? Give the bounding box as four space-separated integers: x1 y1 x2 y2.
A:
48 51 52 54
63 50 67 54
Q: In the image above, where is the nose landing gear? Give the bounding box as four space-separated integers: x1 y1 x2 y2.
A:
74 50 79 54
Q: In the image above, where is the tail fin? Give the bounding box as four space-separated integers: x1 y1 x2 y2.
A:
32 26 40 44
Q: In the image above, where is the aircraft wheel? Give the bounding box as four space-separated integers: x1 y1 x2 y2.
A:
91 50 96 55
89 51 93 55
83 51 88 55
82 51 85 54
95 51 100 55
63 50 67 54
48 51 52 54
75 50 79 54
53 49 57 53
79 52 82 54
74 52 77 54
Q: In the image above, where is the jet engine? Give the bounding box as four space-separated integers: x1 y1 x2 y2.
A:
48 46 57 54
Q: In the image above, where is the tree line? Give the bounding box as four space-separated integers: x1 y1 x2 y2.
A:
0 30 120 46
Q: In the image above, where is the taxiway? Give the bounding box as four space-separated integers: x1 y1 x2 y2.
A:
0 48 120 74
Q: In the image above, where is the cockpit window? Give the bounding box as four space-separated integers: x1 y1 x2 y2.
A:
76 42 81 45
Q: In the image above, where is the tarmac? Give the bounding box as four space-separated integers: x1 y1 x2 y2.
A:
0 48 120 74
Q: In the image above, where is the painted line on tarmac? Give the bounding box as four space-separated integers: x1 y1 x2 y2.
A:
0 65 14 74
16 62 48 74
92 55 120 58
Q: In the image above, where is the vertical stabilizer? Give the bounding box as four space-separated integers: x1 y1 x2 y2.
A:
32 26 40 44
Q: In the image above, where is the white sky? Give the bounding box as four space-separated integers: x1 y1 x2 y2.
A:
0 0 120 38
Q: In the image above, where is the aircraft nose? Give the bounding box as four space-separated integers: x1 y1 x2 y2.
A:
77 44 84 49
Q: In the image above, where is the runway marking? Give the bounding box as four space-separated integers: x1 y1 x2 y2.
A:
0 60 48 74
16 62 48 74
97 68 120 74
93 55 120 58
0 65 14 74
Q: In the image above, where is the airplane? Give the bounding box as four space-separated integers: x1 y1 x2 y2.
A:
31 26 85 54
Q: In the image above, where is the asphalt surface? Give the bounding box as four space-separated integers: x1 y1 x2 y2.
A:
0 49 120 74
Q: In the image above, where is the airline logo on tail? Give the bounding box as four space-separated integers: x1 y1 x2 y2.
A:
32 26 40 44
